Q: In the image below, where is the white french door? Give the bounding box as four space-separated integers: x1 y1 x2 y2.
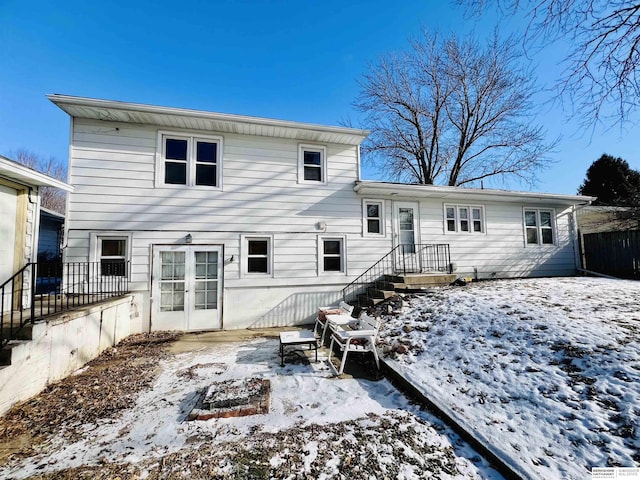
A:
151 245 223 331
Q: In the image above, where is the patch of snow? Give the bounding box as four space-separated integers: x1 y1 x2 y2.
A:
1 334 502 479
380 277 640 480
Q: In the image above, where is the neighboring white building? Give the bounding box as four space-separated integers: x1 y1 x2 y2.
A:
49 95 594 333
0 155 72 310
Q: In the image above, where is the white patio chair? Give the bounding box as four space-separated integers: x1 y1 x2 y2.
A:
313 301 355 342
328 314 381 375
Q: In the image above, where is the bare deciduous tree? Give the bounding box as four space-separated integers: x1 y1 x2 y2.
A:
355 31 554 186
13 149 67 213
460 0 640 126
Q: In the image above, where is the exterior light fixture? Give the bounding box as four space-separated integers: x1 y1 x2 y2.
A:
186 233 192 244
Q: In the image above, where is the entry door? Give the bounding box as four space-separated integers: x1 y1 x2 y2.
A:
0 185 17 312
393 202 420 272
151 245 223 331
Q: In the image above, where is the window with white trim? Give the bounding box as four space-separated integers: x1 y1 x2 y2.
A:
524 209 555 245
90 232 132 278
364 200 384 235
242 236 273 275
298 144 327 184
158 133 222 188
445 205 485 233
320 237 345 273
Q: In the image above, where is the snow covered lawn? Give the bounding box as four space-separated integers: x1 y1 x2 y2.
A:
379 277 640 480
0 332 502 479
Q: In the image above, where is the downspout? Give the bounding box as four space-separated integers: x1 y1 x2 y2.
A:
61 116 74 262
28 186 41 264
571 202 592 273
356 144 362 182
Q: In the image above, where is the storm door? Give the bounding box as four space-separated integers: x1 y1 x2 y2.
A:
393 202 421 273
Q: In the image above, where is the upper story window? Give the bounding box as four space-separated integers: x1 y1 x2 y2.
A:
524 209 555 245
445 205 485 233
298 144 327 185
158 132 222 188
363 200 384 236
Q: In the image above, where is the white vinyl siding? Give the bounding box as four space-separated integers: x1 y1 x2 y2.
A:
445 205 485 234
69 120 358 233
418 201 573 278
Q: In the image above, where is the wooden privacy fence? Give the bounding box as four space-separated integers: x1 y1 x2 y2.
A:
582 230 640 279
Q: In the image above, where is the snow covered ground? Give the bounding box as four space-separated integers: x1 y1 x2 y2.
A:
379 277 640 480
0 334 503 479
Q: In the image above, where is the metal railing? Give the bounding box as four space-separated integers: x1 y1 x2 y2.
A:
1 261 130 348
342 243 451 305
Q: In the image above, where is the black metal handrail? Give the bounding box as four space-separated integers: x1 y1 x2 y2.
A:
342 243 451 305
0 263 35 348
1 261 130 348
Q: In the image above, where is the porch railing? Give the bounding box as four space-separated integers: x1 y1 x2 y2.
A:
1 261 130 348
342 243 451 305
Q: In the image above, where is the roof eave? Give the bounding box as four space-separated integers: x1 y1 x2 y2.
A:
354 181 595 206
47 94 370 145
0 156 73 192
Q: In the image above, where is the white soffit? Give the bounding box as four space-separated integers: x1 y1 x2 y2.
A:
354 181 595 206
48 94 370 145
0 155 73 192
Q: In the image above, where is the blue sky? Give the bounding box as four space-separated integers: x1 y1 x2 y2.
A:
1 0 639 194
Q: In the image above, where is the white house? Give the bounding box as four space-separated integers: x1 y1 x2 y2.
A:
49 95 594 333
0 155 72 310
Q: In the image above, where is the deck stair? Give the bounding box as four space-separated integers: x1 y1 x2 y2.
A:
356 273 457 307
386 273 457 290
342 243 456 307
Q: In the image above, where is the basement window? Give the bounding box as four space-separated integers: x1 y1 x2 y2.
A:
90 232 132 278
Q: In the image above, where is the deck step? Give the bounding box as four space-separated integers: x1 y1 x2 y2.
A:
357 295 383 307
385 273 456 287
367 288 396 299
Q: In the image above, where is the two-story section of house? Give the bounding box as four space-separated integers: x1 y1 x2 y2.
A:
49 95 373 332
50 95 594 334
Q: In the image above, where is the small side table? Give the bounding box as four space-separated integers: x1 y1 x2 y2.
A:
279 330 318 367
